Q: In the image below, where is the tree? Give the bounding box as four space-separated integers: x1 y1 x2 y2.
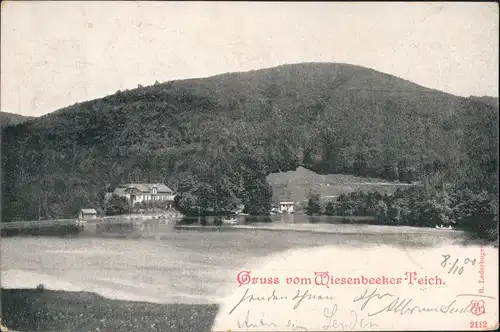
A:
193 182 216 212
97 185 110 211
243 177 272 215
374 200 388 223
324 201 335 216
458 191 498 242
105 193 130 216
336 193 353 216
382 164 399 181
387 196 411 225
174 192 198 216
306 192 321 215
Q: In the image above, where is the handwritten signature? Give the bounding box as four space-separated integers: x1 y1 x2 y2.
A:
229 288 336 314
228 287 497 331
353 288 495 317
229 288 288 315
237 310 308 331
235 307 379 331
235 306 378 331
323 305 379 330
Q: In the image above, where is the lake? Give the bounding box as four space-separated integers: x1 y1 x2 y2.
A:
178 214 375 225
1 223 465 305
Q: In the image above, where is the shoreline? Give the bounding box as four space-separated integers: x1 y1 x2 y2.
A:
3 221 489 247
173 224 497 247
175 222 465 234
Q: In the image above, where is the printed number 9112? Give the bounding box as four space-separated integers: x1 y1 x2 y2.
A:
470 321 487 329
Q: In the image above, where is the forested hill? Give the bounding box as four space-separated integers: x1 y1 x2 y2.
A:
1 63 498 221
0 111 34 127
468 96 499 109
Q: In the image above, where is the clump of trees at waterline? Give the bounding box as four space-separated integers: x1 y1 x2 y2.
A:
305 184 498 242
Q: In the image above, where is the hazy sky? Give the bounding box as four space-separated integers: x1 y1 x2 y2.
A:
1 1 498 117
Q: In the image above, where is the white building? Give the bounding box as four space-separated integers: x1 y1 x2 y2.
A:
113 183 176 207
78 208 98 221
279 201 295 214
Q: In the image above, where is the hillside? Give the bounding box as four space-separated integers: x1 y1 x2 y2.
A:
267 166 415 203
1 62 498 221
469 96 499 109
0 111 34 127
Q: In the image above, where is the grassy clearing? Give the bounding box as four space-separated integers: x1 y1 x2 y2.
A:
1 288 218 332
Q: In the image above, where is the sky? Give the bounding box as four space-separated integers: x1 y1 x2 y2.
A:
1 1 498 117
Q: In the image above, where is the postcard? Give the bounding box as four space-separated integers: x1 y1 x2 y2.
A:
1 2 498 332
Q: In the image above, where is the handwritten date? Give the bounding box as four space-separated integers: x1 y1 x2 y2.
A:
441 254 476 275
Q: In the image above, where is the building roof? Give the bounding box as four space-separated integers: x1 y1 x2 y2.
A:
116 183 173 193
80 208 97 214
113 187 127 196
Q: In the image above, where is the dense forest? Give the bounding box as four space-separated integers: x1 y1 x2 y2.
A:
1 63 498 239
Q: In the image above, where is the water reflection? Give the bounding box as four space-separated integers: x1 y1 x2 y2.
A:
0 214 376 239
177 215 274 226
177 214 375 225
